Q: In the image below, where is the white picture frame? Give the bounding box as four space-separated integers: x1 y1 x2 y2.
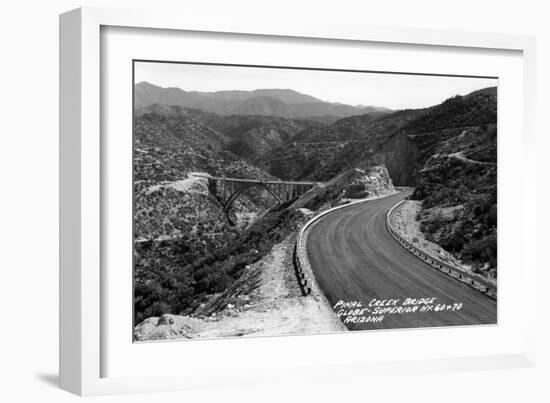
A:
59 6 537 396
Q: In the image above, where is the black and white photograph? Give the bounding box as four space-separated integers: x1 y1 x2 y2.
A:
132 61 498 341
5 0 549 400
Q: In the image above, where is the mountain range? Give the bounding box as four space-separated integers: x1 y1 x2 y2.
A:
135 81 392 120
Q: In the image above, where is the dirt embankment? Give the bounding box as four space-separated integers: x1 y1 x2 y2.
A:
134 236 344 341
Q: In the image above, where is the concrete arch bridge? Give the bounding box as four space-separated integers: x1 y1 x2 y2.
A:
192 173 319 217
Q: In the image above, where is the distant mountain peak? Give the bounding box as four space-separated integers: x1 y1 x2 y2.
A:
134 81 392 120
249 89 323 104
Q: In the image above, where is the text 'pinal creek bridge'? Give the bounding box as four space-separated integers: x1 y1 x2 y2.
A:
192 173 319 219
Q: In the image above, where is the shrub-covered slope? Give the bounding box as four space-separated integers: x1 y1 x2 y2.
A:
134 107 287 322
134 165 395 324
206 114 320 161
413 124 497 277
262 87 497 186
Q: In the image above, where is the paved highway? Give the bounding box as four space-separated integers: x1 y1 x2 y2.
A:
307 190 497 330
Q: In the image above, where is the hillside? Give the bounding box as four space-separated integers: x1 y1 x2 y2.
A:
133 107 289 323
136 104 322 162
413 123 497 277
135 81 391 120
262 108 422 183
292 166 396 211
135 237 345 340
205 114 321 161
262 87 497 186
134 165 396 336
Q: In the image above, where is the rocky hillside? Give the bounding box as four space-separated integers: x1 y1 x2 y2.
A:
262 87 497 186
134 106 278 225
134 107 290 323
136 104 322 162
205 114 321 161
135 196 308 323
134 165 396 329
409 89 498 277
413 123 497 277
293 166 395 211
135 81 391 120
263 109 420 183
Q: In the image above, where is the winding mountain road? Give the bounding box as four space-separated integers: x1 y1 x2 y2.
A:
307 190 497 330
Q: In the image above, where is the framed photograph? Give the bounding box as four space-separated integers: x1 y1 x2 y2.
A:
60 7 537 396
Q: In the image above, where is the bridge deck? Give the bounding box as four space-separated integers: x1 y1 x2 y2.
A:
192 173 319 186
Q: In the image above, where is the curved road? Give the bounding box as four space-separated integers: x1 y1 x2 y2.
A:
307 190 497 330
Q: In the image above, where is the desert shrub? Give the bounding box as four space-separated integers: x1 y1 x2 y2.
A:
404 92 496 134
420 211 445 234
134 207 305 323
462 233 497 268
345 183 368 198
194 264 232 294
134 282 171 323
227 138 254 158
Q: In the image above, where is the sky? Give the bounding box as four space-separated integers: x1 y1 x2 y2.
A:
135 61 497 110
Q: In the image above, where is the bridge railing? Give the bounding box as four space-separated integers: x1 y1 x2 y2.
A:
385 200 497 299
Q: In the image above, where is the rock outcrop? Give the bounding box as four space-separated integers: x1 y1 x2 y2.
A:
293 165 395 211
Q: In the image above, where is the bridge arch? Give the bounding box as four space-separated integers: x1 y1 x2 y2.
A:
223 182 283 214
196 174 318 225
